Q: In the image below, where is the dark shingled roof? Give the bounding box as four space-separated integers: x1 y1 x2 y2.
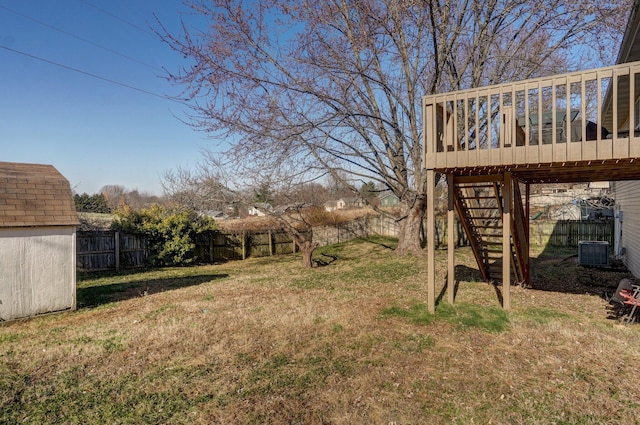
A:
0 161 79 227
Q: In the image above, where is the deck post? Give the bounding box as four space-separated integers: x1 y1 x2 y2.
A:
525 182 531 286
427 169 436 313
502 172 512 310
447 174 455 304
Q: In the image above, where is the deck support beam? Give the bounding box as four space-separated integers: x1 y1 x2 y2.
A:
447 174 455 304
427 169 436 314
525 182 531 286
502 172 512 310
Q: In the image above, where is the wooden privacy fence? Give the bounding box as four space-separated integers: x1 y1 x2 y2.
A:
529 219 614 247
76 217 609 271
76 231 148 271
194 230 299 262
74 217 469 271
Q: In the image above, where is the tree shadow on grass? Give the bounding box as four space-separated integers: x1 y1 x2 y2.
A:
77 274 228 308
437 264 484 306
314 254 338 267
363 236 397 250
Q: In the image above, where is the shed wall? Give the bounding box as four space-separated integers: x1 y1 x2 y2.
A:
0 226 76 321
615 180 640 277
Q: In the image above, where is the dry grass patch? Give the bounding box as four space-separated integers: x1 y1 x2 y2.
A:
219 207 376 232
1 238 640 424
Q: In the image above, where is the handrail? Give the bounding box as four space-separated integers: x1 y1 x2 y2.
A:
423 61 640 171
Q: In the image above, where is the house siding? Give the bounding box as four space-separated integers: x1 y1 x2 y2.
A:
0 226 76 321
615 180 640 277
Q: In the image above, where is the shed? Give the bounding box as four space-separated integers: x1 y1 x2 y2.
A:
0 162 79 321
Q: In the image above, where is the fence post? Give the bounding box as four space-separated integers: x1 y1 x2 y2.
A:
242 232 246 260
114 231 120 271
209 232 214 263
269 230 273 256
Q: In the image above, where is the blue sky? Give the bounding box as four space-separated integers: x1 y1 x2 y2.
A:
0 1 210 195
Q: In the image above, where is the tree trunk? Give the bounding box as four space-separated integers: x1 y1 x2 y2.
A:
299 240 318 268
396 194 427 256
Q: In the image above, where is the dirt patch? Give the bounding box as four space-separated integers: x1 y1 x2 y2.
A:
529 246 632 295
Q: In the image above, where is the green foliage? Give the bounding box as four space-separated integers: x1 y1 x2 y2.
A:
74 192 110 213
253 182 273 203
381 303 434 326
381 302 510 333
359 180 376 200
436 302 510 333
113 205 217 266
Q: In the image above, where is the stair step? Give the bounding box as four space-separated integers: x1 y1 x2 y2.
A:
458 196 499 201
465 206 499 210
456 184 494 189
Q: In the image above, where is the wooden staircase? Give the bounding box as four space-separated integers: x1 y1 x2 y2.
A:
452 175 528 285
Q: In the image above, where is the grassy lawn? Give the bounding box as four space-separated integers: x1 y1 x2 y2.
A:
2 236 639 424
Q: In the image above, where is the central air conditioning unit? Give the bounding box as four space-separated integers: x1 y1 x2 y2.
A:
578 241 610 267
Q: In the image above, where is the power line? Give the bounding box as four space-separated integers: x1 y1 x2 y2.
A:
78 0 156 37
0 44 188 105
0 4 163 72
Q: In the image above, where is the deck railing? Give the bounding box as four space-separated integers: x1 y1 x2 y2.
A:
423 61 640 170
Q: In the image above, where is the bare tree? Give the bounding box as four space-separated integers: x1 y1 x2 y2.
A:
100 184 163 211
287 182 330 206
157 0 630 255
162 158 240 212
124 189 162 211
100 184 126 211
251 203 336 268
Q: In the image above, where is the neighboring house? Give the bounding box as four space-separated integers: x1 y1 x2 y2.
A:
608 2 640 276
200 210 228 220
0 162 79 321
248 202 273 216
248 206 265 216
336 197 365 210
324 200 338 212
379 192 400 207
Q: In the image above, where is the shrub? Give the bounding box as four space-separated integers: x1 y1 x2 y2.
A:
113 205 217 266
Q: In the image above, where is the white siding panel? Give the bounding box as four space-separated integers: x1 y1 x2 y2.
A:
616 181 640 278
0 227 76 321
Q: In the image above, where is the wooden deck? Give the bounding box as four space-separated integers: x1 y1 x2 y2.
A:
423 61 640 183
422 61 640 313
